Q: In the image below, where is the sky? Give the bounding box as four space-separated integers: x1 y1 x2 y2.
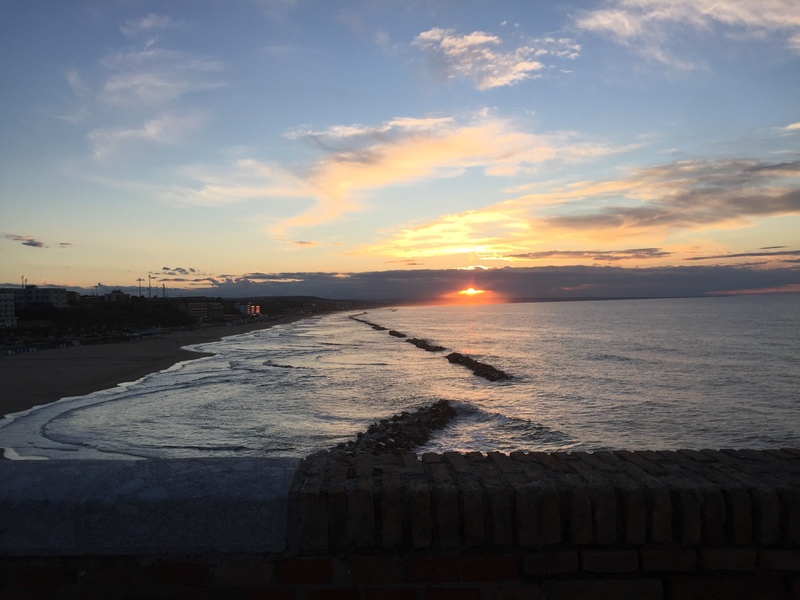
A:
1 0 799 300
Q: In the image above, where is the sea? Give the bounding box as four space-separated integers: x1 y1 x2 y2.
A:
1 295 798 460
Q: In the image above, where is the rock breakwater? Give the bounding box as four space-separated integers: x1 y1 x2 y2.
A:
310 400 457 457
446 352 512 381
349 313 513 381
405 338 446 352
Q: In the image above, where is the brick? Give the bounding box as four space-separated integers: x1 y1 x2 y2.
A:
544 579 662 600
429 463 459 543
700 548 757 571
486 586 542 600
461 478 485 547
538 484 561 545
462 554 518 582
568 485 593 544
581 549 638 573
306 589 360 600
676 488 702 545
640 547 697 572
355 465 375 549
328 460 351 552
669 576 784 600
409 483 433 549
213 558 274 587
423 587 481 600
590 484 617 545
363 589 420 600
761 549 800 571
404 556 461 583
514 484 539 547
646 484 672 543
276 558 334 585
346 555 400 584
753 487 781 545
699 488 726 545
382 466 404 550
152 560 209 588
523 550 578 576
14 566 75 591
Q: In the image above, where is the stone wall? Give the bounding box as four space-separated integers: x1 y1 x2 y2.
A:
2 449 800 598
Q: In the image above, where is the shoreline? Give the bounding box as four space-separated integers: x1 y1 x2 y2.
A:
0 316 306 421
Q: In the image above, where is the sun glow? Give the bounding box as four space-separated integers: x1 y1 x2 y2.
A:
458 287 485 296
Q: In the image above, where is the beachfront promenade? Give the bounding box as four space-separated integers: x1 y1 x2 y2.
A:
2 449 800 599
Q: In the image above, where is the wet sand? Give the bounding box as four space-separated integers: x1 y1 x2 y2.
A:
0 318 302 420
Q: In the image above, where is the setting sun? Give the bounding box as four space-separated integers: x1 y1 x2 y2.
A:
458 287 485 296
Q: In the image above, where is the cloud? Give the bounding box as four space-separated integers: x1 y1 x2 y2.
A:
412 28 579 89
88 112 205 158
413 27 544 89
160 266 199 276
543 159 800 232
508 248 673 262
99 47 224 107
121 14 181 37
684 249 800 261
783 122 800 132
3 234 47 248
576 0 800 67
363 157 800 260
175 113 628 231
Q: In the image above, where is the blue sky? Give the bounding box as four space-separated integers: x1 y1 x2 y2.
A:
2 0 799 299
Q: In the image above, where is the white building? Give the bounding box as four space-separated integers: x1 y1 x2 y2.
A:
0 286 69 309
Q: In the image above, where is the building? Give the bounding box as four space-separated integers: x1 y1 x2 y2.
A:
0 285 69 309
0 293 16 326
175 298 225 323
105 290 131 303
234 303 261 316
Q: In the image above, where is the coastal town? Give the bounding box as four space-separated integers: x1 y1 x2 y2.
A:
0 283 372 356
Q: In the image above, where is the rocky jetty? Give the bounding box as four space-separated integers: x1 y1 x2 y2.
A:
405 338 446 352
445 352 512 381
310 400 457 457
349 314 510 380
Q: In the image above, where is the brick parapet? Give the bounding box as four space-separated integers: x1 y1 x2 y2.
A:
2 450 800 598
289 449 800 553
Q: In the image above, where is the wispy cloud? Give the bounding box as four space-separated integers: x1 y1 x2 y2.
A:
508 248 672 262
88 112 205 158
99 47 224 107
412 28 579 89
3 234 47 248
363 157 800 260
576 0 800 67
174 113 627 232
121 14 182 38
685 249 800 261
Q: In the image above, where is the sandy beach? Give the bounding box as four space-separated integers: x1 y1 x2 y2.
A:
0 317 302 420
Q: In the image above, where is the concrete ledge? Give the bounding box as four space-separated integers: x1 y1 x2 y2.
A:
0 457 298 555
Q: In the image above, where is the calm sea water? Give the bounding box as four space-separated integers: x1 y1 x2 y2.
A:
1 295 798 459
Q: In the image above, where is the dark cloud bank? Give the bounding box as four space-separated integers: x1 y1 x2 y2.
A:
139 264 799 300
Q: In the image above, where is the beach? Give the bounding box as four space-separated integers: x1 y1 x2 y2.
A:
0 318 302 421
